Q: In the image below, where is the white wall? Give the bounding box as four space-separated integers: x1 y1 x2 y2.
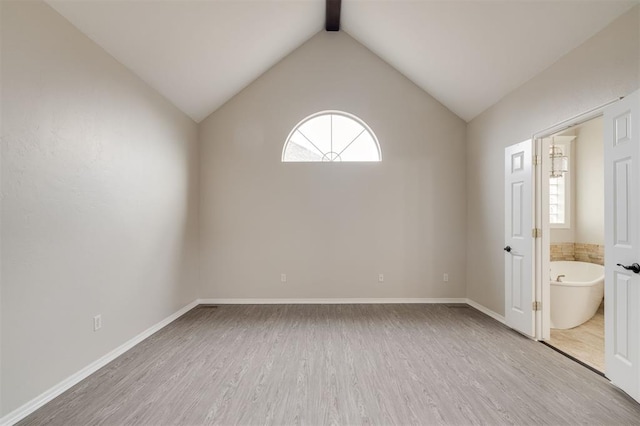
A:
549 134 576 244
575 117 604 245
199 31 467 300
1 1 199 415
549 118 604 246
466 6 639 315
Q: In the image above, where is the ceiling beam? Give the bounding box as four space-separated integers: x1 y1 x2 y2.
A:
325 0 341 31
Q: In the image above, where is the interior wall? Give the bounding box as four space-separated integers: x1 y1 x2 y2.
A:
466 6 639 315
1 1 199 415
549 117 604 246
575 117 604 246
549 134 576 244
199 31 467 300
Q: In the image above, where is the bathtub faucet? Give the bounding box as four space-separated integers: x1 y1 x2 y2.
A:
556 274 565 282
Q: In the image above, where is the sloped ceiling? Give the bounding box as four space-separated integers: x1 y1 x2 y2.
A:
46 0 325 122
342 0 637 121
46 0 637 123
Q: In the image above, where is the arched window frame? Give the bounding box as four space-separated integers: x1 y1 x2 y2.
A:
281 110 382 162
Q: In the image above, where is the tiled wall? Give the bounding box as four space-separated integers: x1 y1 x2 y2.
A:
550 242 604 265
574 243 605 265
550 242 575 261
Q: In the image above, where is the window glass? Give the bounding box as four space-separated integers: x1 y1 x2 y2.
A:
282 111 381 162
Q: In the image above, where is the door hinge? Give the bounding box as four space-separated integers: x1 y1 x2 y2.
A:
532 228 541 238
533 301 541 311
533 155 540 166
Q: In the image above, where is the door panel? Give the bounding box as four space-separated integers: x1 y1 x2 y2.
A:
512 182 523 237
614 159 631 245
505 140 534 337
604 90 640 402
511 254 524 312
613 272 630 362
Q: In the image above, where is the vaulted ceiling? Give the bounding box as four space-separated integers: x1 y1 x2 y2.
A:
46 0 637 123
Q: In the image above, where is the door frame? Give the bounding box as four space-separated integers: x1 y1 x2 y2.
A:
531 99 620 342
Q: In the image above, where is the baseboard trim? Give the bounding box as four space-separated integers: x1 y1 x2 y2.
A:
198 298 468 305
466 299 506 324
0 300 199 426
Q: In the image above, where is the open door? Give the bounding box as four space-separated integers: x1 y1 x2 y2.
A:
505 140 535 337
604 90 640 402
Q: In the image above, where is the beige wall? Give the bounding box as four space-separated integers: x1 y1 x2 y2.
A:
199 31 467 300
549 117 604 246
549 134 576 244
575 117 604 246
466 7 639 315
1 1 199 415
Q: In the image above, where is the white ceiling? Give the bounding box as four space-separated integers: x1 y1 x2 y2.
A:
47 0 637 123
47 0 325 122
342 0 637 121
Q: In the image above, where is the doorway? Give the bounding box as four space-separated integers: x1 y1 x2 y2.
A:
540 117 605 373
505 90 640 403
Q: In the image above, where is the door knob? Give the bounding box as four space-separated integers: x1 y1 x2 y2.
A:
504 246 512 253
616 263 640 274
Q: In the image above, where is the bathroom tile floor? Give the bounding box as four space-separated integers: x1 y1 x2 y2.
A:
549 303 604 372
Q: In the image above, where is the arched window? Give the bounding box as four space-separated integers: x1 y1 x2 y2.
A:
282 111 381 162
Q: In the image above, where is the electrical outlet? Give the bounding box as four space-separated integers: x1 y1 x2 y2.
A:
281 273 287 283
93 314 102 332
378 273 384 283
443 273 449 282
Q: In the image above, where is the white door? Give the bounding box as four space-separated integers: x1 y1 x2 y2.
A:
604 90 640 401
505 140 535 337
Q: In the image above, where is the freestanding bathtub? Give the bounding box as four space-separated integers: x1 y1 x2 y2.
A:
550 261 604 329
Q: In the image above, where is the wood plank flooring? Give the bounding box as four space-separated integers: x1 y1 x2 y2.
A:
549 303 605 372
19 304 640 425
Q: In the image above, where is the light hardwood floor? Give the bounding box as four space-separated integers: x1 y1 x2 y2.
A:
19 304 640 425
549 303 605 372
